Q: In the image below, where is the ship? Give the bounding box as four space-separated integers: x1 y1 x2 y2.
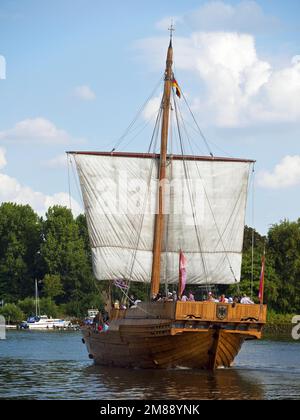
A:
68 30 267 369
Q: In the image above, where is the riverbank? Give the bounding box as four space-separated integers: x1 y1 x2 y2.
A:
263 323 293 337
264 312 296 337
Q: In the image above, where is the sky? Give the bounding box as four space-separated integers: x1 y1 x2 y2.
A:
0 0 300 234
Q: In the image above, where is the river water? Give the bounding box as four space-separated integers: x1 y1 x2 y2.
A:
0 330 299 400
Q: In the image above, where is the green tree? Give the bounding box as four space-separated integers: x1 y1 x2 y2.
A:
76 214 91 258
227 226 280 308
39 297 59 318
43 274 64 299
0 203 41 301
267 219 300 313
243 225 266 252
238 248 280 306
40 206 100 316
17 297 36 316
0 303 24 324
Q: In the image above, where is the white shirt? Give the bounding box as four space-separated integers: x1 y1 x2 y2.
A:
241 296 254 304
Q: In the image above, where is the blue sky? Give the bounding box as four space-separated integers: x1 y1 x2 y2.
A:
0 0 300 234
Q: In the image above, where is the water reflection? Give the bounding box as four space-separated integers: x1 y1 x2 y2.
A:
83 365 264 400
0 358 264 400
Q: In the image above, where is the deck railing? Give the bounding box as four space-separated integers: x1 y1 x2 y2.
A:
175 301 267 323
115 301 267 323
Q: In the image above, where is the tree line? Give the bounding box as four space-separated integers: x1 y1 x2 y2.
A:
0 202 299 322
0 203 104 321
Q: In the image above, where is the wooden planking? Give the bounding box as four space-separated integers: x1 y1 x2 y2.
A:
82 300 267 369
83 326 246 369
175 302 267 323
125 302 176 319
218 332 243 367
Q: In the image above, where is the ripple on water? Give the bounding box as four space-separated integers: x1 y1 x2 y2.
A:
0 331 300 400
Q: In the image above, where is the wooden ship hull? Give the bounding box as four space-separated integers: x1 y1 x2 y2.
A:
82 301 267 369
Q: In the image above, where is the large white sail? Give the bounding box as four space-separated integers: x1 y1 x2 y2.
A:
72 152 251 285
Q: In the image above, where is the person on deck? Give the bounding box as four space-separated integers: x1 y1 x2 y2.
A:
181 294 188 302
188 292 195 301
156 293 163 302
129 295 136 308
166 292 173 301
241 294 254 304
207 292 214 302
219 294 228 303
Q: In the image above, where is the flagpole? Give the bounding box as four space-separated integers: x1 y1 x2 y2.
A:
259 245 266 305
178 250 182 299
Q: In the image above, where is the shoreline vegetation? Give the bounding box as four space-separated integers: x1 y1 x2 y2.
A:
265 312 296 336
0 203 299 325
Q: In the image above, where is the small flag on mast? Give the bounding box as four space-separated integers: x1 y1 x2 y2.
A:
179 250 187 298
172 78 181 98
258 250 265 304
113 279 129 290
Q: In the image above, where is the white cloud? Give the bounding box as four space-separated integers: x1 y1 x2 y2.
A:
142 96 161 121
252 58 300 123
43 192 82 215
0 54 6 79
0 147 6 170
258 155 300 189
135 31 300 127
0 118 83 145
183 0 279 33
73 85 96 101
44 154 67 169
0 148 82 216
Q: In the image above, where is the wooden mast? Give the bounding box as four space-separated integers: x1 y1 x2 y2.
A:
150 33 173 297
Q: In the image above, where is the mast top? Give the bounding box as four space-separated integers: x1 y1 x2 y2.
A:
168 21 175 46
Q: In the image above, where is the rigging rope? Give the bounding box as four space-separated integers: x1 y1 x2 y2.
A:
107 77 163 152
124 101 163 298
172 90 210 293
69 155 85 209
173 87 245 285
250 162 256 300
67 154 72 213
181 91 214 157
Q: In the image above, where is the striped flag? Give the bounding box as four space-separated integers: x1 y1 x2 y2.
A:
258 251 265 304
113 279 129 290
172 78 181 98
179 250 187 298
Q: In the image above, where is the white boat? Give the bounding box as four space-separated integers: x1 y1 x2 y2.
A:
20 280 71 330
26 315 56 330
24 315 71 330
